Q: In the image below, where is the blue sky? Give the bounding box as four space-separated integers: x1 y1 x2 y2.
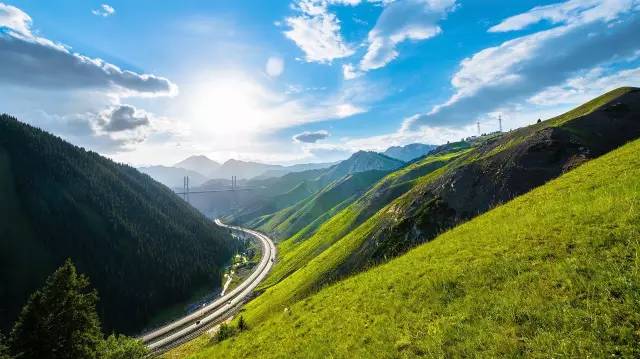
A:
1 0 639 165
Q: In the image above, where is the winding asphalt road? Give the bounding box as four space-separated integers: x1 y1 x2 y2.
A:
140 219 276 353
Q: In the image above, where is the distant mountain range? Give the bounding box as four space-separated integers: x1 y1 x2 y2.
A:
138 165 209 189
383 143 437 162
142 156 338 188
186 150 406 221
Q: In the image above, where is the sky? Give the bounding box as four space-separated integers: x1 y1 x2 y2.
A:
1 0 639 166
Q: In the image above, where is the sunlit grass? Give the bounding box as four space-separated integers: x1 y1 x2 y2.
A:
190 137 640 358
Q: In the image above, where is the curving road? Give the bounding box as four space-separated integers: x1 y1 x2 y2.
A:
140 219 276 354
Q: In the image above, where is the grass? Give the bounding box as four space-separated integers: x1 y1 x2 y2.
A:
258 148 470 291
188 136 640 358
257 170 388 241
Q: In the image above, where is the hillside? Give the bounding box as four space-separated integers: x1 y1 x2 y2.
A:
0 115 236 334
213 151 405 226
176 87 640 341
186 135 640 358
257 146 470 289
383 143 437 162
254 170 390 240
259 87 640 297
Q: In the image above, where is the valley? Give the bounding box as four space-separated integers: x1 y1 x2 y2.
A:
3 1 640 358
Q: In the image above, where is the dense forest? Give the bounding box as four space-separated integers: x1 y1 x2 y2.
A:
0 115 237 334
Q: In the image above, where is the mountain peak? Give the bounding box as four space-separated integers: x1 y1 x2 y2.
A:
383 143 437 162
174 155 221 178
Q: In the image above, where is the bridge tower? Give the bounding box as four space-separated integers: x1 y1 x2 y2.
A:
183 176 190 203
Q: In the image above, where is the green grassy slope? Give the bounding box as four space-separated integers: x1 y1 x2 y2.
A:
255 170 389 240
258 147 470 290
0 115 236 334
212 87 640 334
192 135 640 359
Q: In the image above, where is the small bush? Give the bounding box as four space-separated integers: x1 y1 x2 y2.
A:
100 334 148 359
238 316 248 331
216 323 235 342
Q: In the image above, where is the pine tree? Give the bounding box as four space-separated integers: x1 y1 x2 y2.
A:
237 316 247 331
9 259 103 359
0 333 11 359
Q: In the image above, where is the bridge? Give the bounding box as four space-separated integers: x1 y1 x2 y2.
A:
175 175 263 202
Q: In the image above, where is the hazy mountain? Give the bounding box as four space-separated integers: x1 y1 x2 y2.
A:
174 155 221 177
383 143 437 162
214 159 282 180
220 151 405 227
0 115 236 334
256 161 337 179
319 151 404 183
137 165 209 189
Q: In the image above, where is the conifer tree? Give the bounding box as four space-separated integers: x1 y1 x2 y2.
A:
9 260 103 359
0 333 11 359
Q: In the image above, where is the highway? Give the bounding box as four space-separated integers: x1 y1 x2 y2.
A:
140 219 276 354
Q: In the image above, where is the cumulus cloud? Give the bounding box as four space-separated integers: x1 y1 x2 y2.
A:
0 3 31 36
0 3 176 96
97 105 150 132
488 0 634 32
92 4 115 17
342 63 362 79
293 130 330 143
358 0 456 72
405 0 640 129
284 0 355 63
528 65 640 107
266 56 285 77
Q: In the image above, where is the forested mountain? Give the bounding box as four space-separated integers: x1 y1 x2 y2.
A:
169 87 640 353
383 143 437 162
189 135 640 358
0 115 236 334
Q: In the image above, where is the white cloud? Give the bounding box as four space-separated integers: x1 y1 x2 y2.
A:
359 0 456 72
528 65 640 106
92 4 115 17
489 0 636 32
0 3 176 97
342 63 362 79
266 56 285 77
293 130 330 143
405 0 640 129
0 3 31 36
283 0 355 63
